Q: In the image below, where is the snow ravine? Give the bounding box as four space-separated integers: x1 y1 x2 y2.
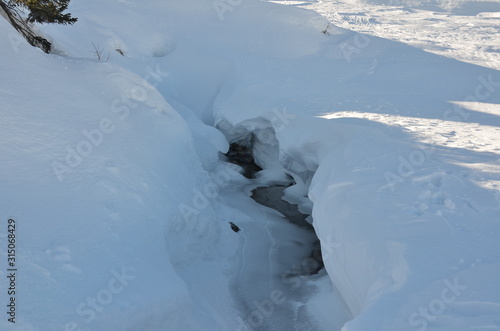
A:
1 0 499 330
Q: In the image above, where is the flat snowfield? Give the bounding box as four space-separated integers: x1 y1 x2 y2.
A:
0 0 499 330
273 0 500 69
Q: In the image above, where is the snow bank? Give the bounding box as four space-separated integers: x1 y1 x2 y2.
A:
0 16 224 330
309 120 500 330
218 104 500 330
207 2 500 329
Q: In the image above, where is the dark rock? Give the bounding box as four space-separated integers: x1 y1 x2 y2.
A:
229 222 240 233
224 142 262 178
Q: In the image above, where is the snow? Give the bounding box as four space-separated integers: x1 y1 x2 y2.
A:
0 16 209 330
1 0 499 330
272 0 500 69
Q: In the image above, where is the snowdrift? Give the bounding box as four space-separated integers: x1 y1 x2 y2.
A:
0 15 226 330
1 0 499 330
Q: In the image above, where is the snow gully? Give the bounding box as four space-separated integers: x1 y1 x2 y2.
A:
225 139 325 271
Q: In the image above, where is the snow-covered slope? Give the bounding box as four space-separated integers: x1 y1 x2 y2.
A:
1 0 499 330
271 0 500 70
216 1 500 329
0 13 223 331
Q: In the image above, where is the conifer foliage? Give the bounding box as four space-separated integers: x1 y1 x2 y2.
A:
5 0 77 24
0 0 76 53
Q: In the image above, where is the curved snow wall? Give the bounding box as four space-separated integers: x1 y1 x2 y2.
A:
216 112 376 318
216 110 433 326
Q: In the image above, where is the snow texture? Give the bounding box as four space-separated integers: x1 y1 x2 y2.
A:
0 0 499 330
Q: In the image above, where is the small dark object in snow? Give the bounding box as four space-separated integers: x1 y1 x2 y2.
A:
229 222 240 233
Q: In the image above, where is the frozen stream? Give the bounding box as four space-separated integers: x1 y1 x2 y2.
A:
218 144 350 330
